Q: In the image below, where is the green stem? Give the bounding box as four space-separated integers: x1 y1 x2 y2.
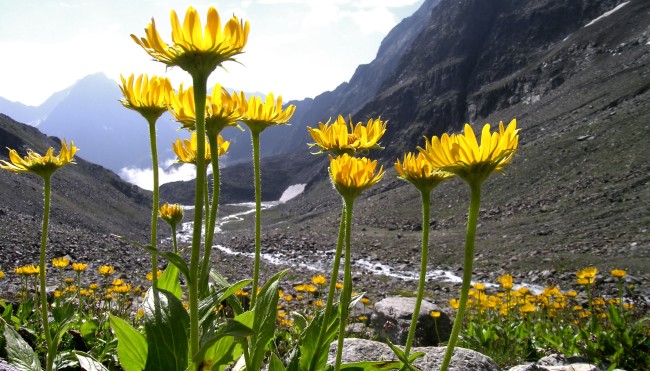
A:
40 175 55 371
311 205 346 371
147 118 160 288
200 137 221 296
251 130 262 306
334 196 354 371
172 225 178 254
404 189 431 356
188 70 208 370
440 181 481 371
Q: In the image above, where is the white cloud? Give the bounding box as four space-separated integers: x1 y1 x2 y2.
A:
119 160 206 191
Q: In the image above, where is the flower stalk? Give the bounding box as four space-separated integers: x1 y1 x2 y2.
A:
39 175 56 371
250 129 263 305
334 196 355 371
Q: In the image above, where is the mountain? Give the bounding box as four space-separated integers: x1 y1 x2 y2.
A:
0 88 70 127
34 73 192 174
0 114 156 285
161 0 650 291
220 0 442 164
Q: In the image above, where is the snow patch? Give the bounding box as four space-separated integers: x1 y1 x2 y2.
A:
279 183 306 202
584 2 629 28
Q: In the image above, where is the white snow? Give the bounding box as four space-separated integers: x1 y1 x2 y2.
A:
584 2 629 28
279 183 306 202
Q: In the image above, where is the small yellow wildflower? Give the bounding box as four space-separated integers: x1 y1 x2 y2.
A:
566 290 578 297
329 154 385 200
335 282 343 290
98 265 114 276
89 283 99 290
146 270 163 281
611 269 626 278
307 115 386 156
473 282 486 291
52 257 70 268
357 315 368 322
314 300 324 308
112 279 124 286
519 303 536 314
430 311 441 318
159 203 184 227
0 270 4 280
498 274 514 290
65 277 74 285
361 298 370 306
0 140 77 178
311 274 327 285
72 262 88 272
449 298 460 309
284 295 293 302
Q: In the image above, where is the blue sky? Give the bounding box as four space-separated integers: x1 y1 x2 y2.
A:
0 0 424 106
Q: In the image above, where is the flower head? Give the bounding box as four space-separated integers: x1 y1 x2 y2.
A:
611 269 626 278
311 274 327 286
576 267 598 285
131 6 249 75
52 257 70 269
98 265 114 276
1 140 77 179
119 74 172 122
419 119 519 185
240 93 296 134
159 202 184 227
173 131 230 165
395 151 454 192
15 265 40 276
168 84 246 133
498 274 514 290
430 311 441 318
329 153 384 200
72 262 88 272
146 270 163 281
307 115 386 156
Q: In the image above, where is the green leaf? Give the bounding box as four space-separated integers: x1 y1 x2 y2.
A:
142 287 190 371
200 336 242 371
268 353 286 371
80 319 99 343
384 337 423 371
338 360 403 370
249 269 288 370
52 299 74 324
74 351 110 371
198 279 252 327
109 315 148 371
297 305 340 371
158 264 183 299
0 318 41 371
194 320 254 363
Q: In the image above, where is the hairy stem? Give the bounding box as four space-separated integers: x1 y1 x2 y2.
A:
251 130 263 306
40 175 55 371
200 137 221 296
147 117 160 287
440 181 481 371
334 196 354 371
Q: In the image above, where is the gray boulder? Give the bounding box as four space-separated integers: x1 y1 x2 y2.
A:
370 296 451 346
507 354 626 371
328 338 501 370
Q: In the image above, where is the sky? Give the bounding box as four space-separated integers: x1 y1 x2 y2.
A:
0 0 424 107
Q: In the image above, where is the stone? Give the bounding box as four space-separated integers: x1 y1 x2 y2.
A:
328 338 501 370
369 296 451 346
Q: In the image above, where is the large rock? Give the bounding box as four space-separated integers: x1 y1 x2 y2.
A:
507 354 625 371
370 296 452 346
328 338 501 370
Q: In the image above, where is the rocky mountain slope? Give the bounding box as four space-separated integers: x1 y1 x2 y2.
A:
0 114 155 291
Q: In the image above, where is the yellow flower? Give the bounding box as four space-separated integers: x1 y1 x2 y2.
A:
307 115 386 156
131 6 250 74
311 274 327 285
328 154 384 200
173 131 230 165
284 295 293 302
1 140 77 179
473 282 486 291
577 267 597 284
419 119 519 185
119 74 171 122
566 290 578 297
498 274 514 290
303 284 317 293
357 315 368 322
112 279 125 286
519 303 536 314
98 265 114 276
395 151 454 191
65 277 75 285
168 84 246 133
314 300 324 308
240 93 296 134
89 283 99 290
146 270 163 281
611 269 626 278
0 270 3 280
360 298 370 306
430 311 441 318
72 262 88 272
113 284 132 294
335 282 343 290
159 202 184 227
449 298 460 309
52 257 70 269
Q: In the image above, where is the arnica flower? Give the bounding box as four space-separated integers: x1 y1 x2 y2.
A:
98 265 114 276
395 152 454 191
577 267 598 284
419 119 519 185
240 93 296 134
611 269 627 278
168 84 246 133
430 311 441 318
498 273 514 290
72 263 88 272
119 74 172 122
473 282 486 291
311 274 327 285
173 131 230 165
0 140 77 179
159 202 184 228
307 115 387 156
0 270 4 280
328 154 384 200
131 6 249 74
52 257 70 268
146 270 163 281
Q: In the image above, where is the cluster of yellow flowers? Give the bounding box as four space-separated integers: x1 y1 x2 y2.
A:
452 269 633 321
